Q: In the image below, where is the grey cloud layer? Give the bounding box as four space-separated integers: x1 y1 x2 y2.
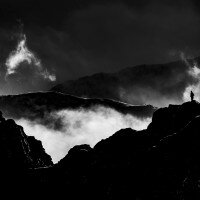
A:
26 1 200 81
0 0 200 97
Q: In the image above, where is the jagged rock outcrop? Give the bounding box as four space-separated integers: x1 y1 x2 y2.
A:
148 100 200 140
0 111 52 170
0 111 53 197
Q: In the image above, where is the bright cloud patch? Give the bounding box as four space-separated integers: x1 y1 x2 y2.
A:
183 63 200 102
17 106 151 163
5 34 56 82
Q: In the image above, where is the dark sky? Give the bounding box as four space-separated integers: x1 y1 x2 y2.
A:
0 0 200 94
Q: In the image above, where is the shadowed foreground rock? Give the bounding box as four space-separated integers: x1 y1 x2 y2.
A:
1 101 200 199
0 111 53 196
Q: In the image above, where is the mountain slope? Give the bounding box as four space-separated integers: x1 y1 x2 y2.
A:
51 59 198 106
0 91 156 124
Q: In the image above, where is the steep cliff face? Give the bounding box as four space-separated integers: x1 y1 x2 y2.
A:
0 111 53 170
148 100 200 139
0 111 53 197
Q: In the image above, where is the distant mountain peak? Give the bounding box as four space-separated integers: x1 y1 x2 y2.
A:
51 58 196 107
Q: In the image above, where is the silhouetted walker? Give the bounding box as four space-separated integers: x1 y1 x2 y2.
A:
190 91 194 101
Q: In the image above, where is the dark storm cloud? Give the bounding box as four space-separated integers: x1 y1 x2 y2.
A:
25 0 200 81
0 0 200 95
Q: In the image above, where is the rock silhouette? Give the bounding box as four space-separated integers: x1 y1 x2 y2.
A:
2 100 200 199
0 113 53 197
0 115 52 169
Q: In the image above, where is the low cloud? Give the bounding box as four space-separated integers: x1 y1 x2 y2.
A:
16 106 151 163
183 63 200 101
119 87 182 107
116 55 197 107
